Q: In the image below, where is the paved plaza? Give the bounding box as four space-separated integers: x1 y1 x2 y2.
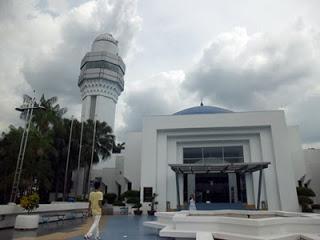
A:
71 215 165 240
0 215 166 240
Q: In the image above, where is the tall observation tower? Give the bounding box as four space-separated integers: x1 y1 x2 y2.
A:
78 33 125 129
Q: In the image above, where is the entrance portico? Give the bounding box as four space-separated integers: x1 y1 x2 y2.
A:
169 162 270 210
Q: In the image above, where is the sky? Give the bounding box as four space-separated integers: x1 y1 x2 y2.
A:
0 0 320 147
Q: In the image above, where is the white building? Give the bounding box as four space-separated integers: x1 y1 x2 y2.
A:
79 33 320 213
135 106 303 212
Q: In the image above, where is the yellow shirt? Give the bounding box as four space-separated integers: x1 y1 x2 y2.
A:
89 191 103 215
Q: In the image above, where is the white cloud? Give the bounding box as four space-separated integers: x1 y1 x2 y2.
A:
0 0 142 128
115 70 190 139
183 21 320 143
1 0 320 146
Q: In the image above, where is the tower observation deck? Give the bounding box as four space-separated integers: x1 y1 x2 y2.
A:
78 33 125 129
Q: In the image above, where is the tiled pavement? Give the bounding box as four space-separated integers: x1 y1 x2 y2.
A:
70 215 168 240
1 215 167 240
1 217 101 240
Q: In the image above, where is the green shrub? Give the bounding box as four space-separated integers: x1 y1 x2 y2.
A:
302 206 313 212
298 195 314 205
121 190 140 199
126 197 140 205
312 204 320 209
296 187 316 197
113 200 125 206
133 203 142 209
20 193 40 214
104 193 117 204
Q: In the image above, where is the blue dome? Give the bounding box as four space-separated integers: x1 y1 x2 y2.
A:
174 105 232 115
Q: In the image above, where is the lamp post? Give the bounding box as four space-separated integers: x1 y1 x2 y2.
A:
9 97 45 203
63 116 74 201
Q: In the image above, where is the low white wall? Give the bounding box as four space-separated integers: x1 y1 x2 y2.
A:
0 202 88 229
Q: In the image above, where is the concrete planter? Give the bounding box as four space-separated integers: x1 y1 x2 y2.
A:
15 214 40 230
112 206 128 215
313 209 320 214
126 204 135 214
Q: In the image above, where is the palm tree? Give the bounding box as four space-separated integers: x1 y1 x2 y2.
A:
0 126 23 203
15 94 68 202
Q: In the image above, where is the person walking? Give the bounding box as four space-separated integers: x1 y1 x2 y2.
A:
189 194 197 211
84 181 103 240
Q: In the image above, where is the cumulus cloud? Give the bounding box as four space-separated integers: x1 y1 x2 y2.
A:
115 70 189 138
184 25 320 110
182 23 320 143
1 0 320 147
0 0 141 129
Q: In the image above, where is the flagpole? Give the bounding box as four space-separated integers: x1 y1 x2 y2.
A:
63 116 74 201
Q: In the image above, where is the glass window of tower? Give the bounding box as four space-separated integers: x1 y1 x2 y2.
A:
82 60 124 74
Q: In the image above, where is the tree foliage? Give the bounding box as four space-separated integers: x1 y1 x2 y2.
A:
0 94 115 204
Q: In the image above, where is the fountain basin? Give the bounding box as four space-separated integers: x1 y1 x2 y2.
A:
144 210 320 240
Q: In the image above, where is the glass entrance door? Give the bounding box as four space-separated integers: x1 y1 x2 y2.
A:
195 173 229 203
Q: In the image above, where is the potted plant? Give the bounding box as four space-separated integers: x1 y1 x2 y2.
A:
126 197 139 214
15 192 40 230
147 193 158 216
104 193 117 205
312 204 320 214
296 178 316 212
133 203 143 215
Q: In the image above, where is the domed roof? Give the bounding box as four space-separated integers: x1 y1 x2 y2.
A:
94 33 118 45
91 33 118 54
174 105 232 115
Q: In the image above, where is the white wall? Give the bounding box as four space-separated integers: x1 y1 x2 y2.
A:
95 95 116 129
123 132 142 190
81 96 91 120
140 111 300 212
0 202 88 229
304 149 320 204
288 126 306 182
91 153 128 196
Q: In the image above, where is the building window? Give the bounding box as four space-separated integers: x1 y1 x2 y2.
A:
183 146 244 164
183 148 202 164
143 187 153 202
203 147 223 164
224 146 244 163
127 182 132 191
81 60 124 75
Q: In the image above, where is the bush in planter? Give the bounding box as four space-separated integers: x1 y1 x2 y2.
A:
297 187 316 197
15 192 40 230
133 203 142 215
296 178 316 212
298 195 314 205
113 200 126 206
20 192 40 214
121 190 140 199
104 193 117 204
148 193 158 216
126 197 140 205
312 204 320 210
